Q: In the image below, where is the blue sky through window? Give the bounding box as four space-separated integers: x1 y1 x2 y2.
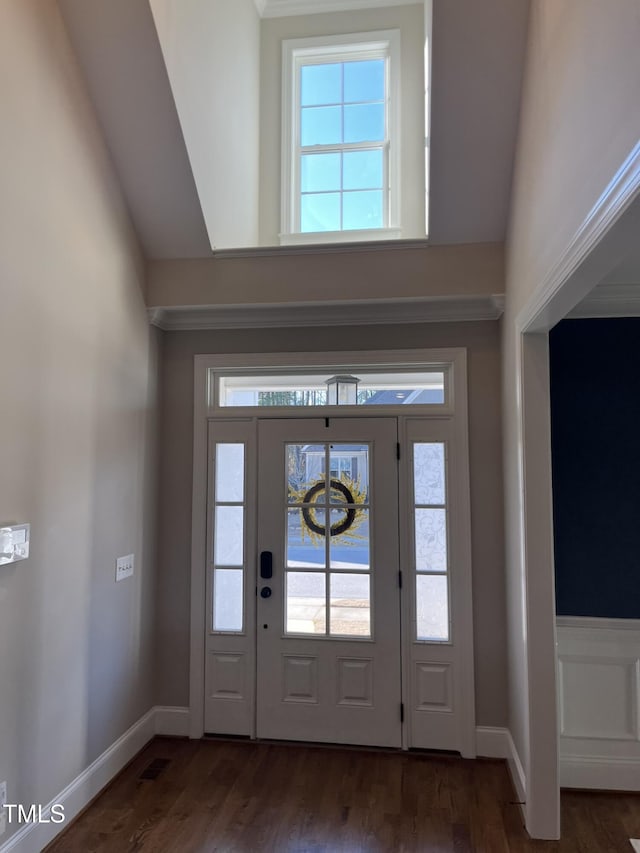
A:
299 58 385 233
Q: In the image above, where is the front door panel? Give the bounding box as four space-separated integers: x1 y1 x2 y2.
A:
256 418 401 747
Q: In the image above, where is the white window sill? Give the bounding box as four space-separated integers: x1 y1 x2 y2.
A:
280 227 403 247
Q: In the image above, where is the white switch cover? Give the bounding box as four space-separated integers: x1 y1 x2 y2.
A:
115 554 134 582
0 524 30 566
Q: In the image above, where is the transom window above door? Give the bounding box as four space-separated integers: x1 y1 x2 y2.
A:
281 31 401 245
214 368 447 409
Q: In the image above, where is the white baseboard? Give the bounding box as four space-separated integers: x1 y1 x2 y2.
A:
0 708 156 853
476 726 526 808
0 706 191 853
505 729 527 807
476 726 510 759
154 705 191 737
560 754 640 791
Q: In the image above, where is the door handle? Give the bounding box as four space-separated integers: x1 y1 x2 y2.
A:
260 551 273 579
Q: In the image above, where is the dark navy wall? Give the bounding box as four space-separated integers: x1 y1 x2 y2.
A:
550 318 640 618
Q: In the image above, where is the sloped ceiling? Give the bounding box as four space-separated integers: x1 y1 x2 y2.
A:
58 0 530 259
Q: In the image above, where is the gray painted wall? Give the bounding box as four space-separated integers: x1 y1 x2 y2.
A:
0 2 159 842
156 320 506 727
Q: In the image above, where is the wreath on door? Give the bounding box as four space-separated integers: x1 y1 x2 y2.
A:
290 474 368 544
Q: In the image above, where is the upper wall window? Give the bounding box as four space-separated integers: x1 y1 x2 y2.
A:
281 31 401 246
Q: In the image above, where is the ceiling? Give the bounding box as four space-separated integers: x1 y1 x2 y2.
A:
58 0 531 259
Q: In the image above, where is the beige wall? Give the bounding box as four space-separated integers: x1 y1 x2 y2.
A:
156 321 506 728
146 242 504 308
0 0 158 840
259 4 425 245
150 0 261 249
503 0 640 833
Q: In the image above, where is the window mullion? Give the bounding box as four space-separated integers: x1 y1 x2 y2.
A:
340 63 344 231
300 141 386 154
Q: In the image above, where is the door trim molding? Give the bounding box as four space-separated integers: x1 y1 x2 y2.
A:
190 348 473 744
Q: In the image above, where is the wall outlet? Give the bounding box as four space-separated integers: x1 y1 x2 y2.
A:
115 554 134 582
0 780 7 836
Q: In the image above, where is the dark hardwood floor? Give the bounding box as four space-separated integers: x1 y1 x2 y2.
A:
46 737 640 852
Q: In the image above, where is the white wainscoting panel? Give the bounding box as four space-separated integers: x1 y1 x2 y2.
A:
557 617 640 790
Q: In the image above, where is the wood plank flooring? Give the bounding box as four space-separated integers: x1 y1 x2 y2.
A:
46 737 640 852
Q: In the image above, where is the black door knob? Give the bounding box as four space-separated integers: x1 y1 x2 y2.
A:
260 587 272 599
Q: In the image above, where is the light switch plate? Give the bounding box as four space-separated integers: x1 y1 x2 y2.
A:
115 554 134 582
0 524 30 566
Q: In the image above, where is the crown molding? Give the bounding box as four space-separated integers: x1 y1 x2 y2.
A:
148 295 504 332
259 0 422 18
567 283 640 318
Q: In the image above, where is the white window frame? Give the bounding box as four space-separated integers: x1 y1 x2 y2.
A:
281 30 401 246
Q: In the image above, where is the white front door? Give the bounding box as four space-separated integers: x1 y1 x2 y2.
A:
202 410 476 757
256 418 402 747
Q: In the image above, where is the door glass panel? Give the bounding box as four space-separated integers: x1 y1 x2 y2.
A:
287 507 326 567
330 508 369 569
416 575 449 641
212 441 246 635
214 506 244 566
330 573 370 636
412 440 450 643
285 440 373 636
288 444 325 503
215 443 245 502
213 569 243 631
329 444 369 499
415 508 447 573
286 571 327 634
414 443 445 505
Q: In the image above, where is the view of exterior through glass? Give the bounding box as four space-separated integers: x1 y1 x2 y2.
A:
299 58 386 232
218 371 446 407
286 443 371 636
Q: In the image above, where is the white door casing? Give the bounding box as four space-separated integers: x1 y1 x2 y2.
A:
194 349 475 756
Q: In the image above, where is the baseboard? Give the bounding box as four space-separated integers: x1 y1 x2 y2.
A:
475 726 526 811
476 726 510 759
0 706 191 853
505 729 527 808
0 708 156 853
560 754 640 791
154 705 191 737
2 714 518 852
